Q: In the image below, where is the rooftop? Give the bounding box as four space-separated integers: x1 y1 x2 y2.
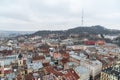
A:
63 68 80 80
75 66 90 74
27 62 43 70
102 64 120 78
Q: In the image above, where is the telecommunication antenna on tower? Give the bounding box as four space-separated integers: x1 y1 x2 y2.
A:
81 9 84 26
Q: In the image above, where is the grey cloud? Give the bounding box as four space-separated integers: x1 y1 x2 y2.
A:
0 0 120 31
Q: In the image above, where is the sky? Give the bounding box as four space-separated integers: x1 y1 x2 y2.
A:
0 0 120 31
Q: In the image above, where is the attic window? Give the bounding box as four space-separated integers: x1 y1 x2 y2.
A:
72 71 74 73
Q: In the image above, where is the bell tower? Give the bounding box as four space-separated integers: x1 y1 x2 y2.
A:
18 54 24 66
0 61 4 77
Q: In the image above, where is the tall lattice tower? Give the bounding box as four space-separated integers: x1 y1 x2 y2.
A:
81 9 84 26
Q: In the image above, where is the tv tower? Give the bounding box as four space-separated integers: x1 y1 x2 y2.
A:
81 9 84 26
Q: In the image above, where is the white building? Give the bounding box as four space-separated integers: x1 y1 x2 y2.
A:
80 59 102 79
74 66 90 80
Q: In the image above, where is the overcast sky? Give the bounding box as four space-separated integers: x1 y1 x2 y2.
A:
0 0 120 31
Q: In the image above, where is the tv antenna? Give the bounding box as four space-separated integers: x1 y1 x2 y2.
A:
81 9 84 26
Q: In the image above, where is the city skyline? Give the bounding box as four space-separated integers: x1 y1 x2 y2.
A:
0 0 120 31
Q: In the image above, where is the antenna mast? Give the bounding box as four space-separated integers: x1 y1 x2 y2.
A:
81 9 84 26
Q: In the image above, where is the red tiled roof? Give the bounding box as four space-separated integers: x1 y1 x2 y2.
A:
53 53 62 59
60 58 69 64
41 49 49 53
4 70 12 74
24 73 34 80
45 66 63 76
32 55 45 61
84 41 96 45
43 62 50 67
59 50 66 54
63 53 69 58
16 74 23 80
0 50 13 55
63 69 80 80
